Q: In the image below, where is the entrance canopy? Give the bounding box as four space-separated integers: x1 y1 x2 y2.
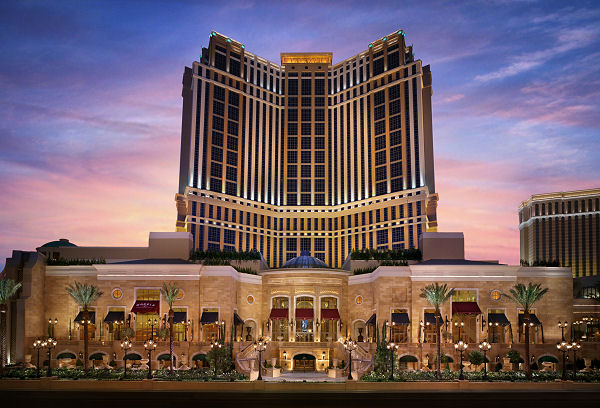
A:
452 302 481 315
321 309 340 320
269 308 289 320
296 308 314 320
131 300 159 314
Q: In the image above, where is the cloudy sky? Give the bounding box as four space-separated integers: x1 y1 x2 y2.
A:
1 0 599 269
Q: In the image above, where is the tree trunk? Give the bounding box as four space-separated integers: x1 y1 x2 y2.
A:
435 311 441 380
169 308 174 374
0 304 7 375
83 308 89 374
524 310 531 380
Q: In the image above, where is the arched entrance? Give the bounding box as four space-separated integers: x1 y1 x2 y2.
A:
293 353 316 372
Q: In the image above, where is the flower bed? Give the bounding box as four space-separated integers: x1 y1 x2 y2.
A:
360 369 600 382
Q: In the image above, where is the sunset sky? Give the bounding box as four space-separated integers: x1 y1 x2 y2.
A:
1 0 599 270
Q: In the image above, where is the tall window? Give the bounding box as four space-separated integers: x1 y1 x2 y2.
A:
295 296 314 342
320 297 338 342
202 308 219 342
78 307 96 341
271 297 289 341
391 308 409 343
135 289 160 341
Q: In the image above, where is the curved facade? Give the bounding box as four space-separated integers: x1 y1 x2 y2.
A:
175 30 438 268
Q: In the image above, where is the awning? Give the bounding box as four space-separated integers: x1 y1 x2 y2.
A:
269 308 289 320
488 313 510 326
104 311 125 323
518 313 542 326
296 308 314 320
74 311 96 323
391 312 410 325
56 352 76 359
173 311 187 324
424 313 438 325
538 355 559 363
399 355 418 363
123 353 142 360
366 314 376 325
200 311 219 324
452 302 481 315
192 354 207 361
131 300 159 314
233 312 244 325
157 354 175 361
89 353 104 360
321 309 341 320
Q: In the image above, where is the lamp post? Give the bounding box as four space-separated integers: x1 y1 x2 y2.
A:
184 319 192 341
42 337 57 377
558 321 568 341
120 338 132 379
33 338 43 378
479 340 491 380
341 337 357 380
454 340 468 380
571 341 581 381
211 340 222 377
556 340 571 381
47 318 58 337
254 337 268 380
148 318 157 340
386 341 398 381
454 321 464 342
144 339 157 379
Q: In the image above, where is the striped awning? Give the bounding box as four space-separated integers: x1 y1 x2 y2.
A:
391 312 410 325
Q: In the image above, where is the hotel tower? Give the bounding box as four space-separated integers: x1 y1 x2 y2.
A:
175 31 438 268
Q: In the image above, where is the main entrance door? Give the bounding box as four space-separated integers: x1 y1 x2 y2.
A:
293 354 316 372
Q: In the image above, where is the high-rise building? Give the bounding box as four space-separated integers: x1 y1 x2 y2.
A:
175 30 438 268
519 188 600 276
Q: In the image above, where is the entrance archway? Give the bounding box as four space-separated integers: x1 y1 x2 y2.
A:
293 353 316 372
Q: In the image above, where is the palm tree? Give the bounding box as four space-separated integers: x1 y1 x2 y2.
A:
66 281 103 373
420 283 454 380
162 282 180 374
0 278 22 374
505 282 548 379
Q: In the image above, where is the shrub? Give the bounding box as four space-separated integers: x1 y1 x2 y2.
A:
468 351 484 366
47 258 106 266
233 266 258 275
505 350 521 364
157 328 169 341
120 327 135 339
494 362 502 372
353 267 377 275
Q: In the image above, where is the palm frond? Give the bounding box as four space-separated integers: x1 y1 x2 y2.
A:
162 282 180 307
65 281 103 308
0 278 22 304
505 282 548 312
419 283 454 312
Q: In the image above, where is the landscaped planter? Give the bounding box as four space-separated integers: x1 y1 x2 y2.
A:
265 367 281 377
328 368 346 378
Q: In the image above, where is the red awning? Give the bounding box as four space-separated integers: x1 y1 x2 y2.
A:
269 308 289 320
452 302 481 315
321 309 340 320
295 308 314 320
131 300 159 314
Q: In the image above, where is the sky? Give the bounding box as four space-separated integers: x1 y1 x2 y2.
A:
1 0 599 270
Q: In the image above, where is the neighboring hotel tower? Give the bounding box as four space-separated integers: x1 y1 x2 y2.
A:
175 30 438 268
519 188 600 277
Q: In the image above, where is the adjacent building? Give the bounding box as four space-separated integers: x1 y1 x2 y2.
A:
519 188 600 277
175 30 438 269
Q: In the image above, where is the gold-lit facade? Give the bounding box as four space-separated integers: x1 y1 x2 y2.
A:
176 30 438 268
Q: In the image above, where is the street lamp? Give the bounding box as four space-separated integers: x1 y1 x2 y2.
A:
47 318 58 337
41 337 57 377
254 337 268 380
386 341 399 381
144 339 157 379
454 340 468 380
558 321 568 341
556 340 571 381
479 340 491 380
33 338 43 378
571 341 581 381
454 321 464 342
211 340 222 377
148 318 157 340
120 337 132 379
341 337 357 380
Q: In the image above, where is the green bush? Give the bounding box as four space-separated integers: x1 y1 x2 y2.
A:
468 351 484 366
350 248 421 261
233 266 258 275
47 258 106 266
190 249 261 261
353 267 377 275
505 350 521 364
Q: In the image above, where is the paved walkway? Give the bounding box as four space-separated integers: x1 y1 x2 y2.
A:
263 371 346 382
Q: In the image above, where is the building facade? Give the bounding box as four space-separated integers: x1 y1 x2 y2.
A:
175 30 438 268
519 188 600 277
3 232 599 375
